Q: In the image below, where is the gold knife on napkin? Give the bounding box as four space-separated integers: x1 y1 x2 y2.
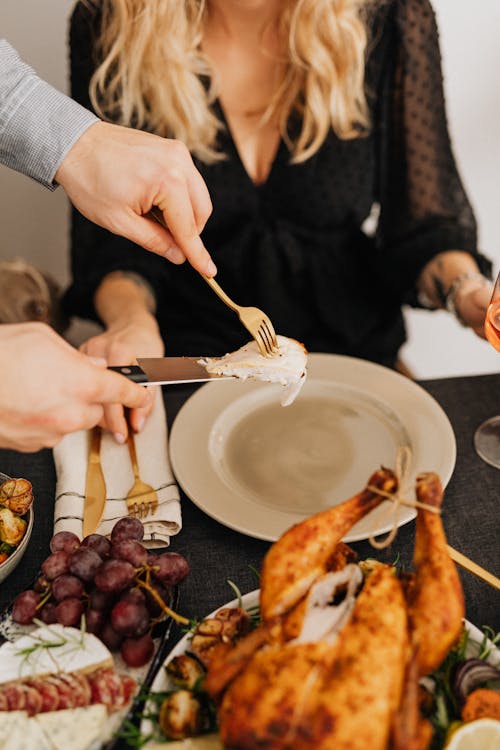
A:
83 426 107 537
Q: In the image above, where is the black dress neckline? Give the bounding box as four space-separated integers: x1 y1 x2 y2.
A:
213 97 286 191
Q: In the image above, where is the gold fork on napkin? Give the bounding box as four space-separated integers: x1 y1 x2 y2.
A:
125 426 158 520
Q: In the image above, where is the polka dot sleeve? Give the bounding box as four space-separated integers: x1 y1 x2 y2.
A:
374 0 484 295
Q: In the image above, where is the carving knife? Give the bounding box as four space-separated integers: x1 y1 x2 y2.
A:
83 426 107 537
109 357 235 386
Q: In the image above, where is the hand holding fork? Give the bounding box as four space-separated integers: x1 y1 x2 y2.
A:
147 207 279 357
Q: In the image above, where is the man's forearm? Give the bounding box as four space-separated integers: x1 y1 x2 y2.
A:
0 39 98 189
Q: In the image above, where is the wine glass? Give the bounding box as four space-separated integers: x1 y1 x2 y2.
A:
473 270 500 468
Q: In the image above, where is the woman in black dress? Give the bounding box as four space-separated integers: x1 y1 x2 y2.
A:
64 0 492 440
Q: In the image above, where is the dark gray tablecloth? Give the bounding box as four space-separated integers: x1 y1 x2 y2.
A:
1 373 499 641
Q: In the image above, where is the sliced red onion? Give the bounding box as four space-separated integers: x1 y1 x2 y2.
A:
452 658 500 704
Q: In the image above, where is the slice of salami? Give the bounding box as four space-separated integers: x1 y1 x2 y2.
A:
57 673 90 708
27 679 60 713
4 683 26 711
0 691 8 711
100 669 125 710
21 683 44 716
45 674 76 710
71 672 92 706
120 674 137 705
89 669 112 709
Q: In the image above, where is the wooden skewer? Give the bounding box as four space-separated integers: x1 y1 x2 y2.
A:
448 545 500 591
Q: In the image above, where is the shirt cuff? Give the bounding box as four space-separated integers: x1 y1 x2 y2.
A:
0 44 99 190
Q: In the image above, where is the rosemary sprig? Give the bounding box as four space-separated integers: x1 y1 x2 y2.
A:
478 626 500 660
117 718 152 749
248 563 261 582
226 579 243 609
15 618 89 672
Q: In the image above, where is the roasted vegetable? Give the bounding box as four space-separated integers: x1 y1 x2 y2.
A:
0 477 33 515
452 658 500 704
191 607 251 667
0 507 27 546
461 688 500 722
158 690 206 739
166 654 206 690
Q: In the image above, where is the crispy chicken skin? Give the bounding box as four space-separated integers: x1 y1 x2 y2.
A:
406 472 465 677
204 623 273 700
217 566 408 750
390 648 433 750
218 640 336 750
293 566 408 750
260 468 398 620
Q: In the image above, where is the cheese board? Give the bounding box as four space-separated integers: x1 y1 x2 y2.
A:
0 515 186 750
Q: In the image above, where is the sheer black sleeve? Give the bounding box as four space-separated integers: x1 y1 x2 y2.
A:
63 1 169 323
374 0 490 297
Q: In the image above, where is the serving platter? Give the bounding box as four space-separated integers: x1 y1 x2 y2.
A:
141 589 499 748
170 354 456 542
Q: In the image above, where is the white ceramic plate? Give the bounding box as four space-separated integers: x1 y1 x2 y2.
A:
142 589 499 741
170 354 456 542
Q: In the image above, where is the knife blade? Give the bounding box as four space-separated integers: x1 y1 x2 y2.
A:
83 426 107 537
108 357 235 386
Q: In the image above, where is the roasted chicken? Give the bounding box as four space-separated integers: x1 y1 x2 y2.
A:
203 468 465 750
406 472 465 676
260 467 398 620
217 564 408 750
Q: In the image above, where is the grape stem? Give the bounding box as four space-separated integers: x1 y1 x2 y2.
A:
135 576 189 626
35 588 53 611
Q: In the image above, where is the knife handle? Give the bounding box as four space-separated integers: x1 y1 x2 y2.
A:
108 365 148 384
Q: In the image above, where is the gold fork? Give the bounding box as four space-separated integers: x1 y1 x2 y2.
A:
125 428 158 519
147 207 279 357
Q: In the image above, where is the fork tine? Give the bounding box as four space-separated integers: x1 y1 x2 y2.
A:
259 326 273 355
253 329 269 357
262 319 279 350
260 321 279 354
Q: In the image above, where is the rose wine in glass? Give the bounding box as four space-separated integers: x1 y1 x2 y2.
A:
474 271 500 468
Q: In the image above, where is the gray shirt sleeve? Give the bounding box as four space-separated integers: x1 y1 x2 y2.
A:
0 39 99 190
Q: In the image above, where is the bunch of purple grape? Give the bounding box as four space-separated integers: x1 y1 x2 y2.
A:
11 517 189 667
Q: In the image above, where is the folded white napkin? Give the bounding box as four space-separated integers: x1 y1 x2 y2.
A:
53 396 181 548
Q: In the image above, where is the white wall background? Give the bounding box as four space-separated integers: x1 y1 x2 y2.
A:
1 0 499 378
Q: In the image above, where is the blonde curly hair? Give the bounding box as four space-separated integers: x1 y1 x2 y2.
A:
89 0 371 164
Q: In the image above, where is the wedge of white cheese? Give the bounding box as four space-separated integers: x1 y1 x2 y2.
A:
0 623 113 684
35 705 107 750
0 706 108 750
2 715 52 750
0 711 29 748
